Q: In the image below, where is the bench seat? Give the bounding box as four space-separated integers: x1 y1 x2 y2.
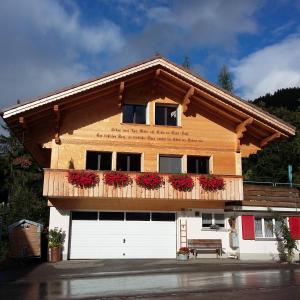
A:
187 239 222 258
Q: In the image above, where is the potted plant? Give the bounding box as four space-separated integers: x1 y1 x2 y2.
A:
67 170 99 188
48 228 65 263
136 173 164 190
199 175 225 192
169 174 194 192
103 171 132 187
210 224 220 231
177 247 190 260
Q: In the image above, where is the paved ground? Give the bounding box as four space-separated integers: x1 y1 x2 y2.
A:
1 259 300 299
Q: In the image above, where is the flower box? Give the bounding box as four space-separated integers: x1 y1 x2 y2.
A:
67 170 99 188
136 173 164 190
169 174 194 192
199 175 225 192
103 171 132 187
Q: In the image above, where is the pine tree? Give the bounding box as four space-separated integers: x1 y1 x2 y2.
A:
182 56 191 70
217 65 233 92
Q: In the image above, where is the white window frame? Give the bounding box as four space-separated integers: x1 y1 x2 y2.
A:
201 213 225 230
154 103 179 126
121 103 149 125
254 217 285 239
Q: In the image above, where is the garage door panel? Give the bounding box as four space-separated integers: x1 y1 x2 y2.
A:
70 212 176 259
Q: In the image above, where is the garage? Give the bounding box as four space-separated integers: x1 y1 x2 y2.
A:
69 211 177 259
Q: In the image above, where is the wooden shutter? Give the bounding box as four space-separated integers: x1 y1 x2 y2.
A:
289 217 300 240
242 215 255 240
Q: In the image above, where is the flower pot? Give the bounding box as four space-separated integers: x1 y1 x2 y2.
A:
177 253 189 261
49 247 61 263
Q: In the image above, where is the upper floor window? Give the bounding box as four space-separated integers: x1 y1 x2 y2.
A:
155 104 178 126
187 156 210 174
159 155 182 173
86 151 112 170
123 104 146 124
117 153 141 172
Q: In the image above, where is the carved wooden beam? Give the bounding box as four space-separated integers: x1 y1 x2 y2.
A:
182 86 194 113
260 132 281 147
53 105 61 144
118 81 125 107
236 117 253 139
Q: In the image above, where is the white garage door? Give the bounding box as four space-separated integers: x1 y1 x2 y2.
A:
70 211 176 259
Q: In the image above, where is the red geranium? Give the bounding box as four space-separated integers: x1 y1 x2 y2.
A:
177 247 190 255
136 173 164 190
168 174 194 192
199 175 225 192
67 170 99 188
103 171 132 187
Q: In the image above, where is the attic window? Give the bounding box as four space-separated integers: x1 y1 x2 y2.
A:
155 104 178 126
123 104 146 124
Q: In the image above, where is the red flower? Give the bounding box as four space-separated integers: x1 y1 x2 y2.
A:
168 174 194 192
103 171 132 187
177 247 190 254
67 170 99 188
198 175 225 192
136 173 164 190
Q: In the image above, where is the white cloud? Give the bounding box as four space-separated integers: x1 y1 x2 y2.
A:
0 0 124 107
232 35 300 100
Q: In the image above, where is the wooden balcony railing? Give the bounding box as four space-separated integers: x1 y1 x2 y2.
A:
43 169 243 201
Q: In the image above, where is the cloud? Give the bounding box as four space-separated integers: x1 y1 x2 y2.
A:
232 34 300 100
110 0 260 64
0 0 124 108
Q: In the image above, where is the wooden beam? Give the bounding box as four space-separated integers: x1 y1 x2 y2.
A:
53 105 61 144
118 81 125 107
260 132 281 147
236 117 253 139
18 116 27 129
152 69 161 93
182 86 194 113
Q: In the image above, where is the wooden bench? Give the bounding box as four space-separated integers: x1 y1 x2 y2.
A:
187 239 222 258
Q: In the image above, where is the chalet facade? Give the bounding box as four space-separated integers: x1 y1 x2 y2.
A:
2 56 299 260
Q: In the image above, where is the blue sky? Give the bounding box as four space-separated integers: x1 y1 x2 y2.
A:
1 0 300 109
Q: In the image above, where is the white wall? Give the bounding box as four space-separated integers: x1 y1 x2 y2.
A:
177 209 234 258
49 207 70 260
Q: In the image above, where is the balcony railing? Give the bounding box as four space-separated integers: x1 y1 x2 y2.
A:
43 169 243 201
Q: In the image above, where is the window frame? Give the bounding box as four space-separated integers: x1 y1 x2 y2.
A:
201 212 225 230
155 104 179 126
116 152 142 172
122 103 147 125
85 151 113 171
187 155 210 174
158 154 182 173
254 217 284 239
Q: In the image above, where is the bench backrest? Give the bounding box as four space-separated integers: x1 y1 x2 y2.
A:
188 239 222 248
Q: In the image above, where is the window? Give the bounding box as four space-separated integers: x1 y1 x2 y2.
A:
159 155 182 173
187 156 210 174
117 153 141 171
86 151 112 171
123 104 146 124
155 104 178 126
151 213 176 221
254 217 284 238
99 212 124 221
202 213 225 229
72 211 98 220
126 212 150 221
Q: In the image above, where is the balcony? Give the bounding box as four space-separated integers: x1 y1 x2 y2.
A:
43 169 243 202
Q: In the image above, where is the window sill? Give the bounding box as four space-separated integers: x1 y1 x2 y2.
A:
201 228 228 232
255 237 277 241
153 124 182 128
120 123 150 126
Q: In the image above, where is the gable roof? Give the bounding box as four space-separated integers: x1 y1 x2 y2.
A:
0 56 296 136
8 219 43 232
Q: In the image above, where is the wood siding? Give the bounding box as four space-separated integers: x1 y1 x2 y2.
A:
43 169 243 202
